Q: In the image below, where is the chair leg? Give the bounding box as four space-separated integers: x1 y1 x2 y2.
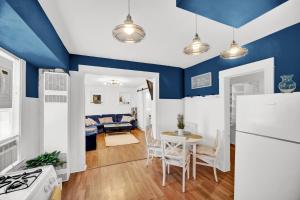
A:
182 167 186 192
213 160 218 182
162 160 166 186
167 164 170 174
187 162 190 180
146 149 150 166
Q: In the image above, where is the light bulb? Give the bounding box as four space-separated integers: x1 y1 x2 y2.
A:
229 46 239 54
124 25 134 35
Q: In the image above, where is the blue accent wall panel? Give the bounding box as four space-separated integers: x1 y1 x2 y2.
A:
177 0 288 28
0 0 69 68
69 55 184 99
184 22 300 97
26 62 38 98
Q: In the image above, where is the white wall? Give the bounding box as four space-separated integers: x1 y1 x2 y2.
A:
85 85 136 115
184 96 225 170
69 71 86 173
157 99 184 137
20 97 40 159
20 61 41 160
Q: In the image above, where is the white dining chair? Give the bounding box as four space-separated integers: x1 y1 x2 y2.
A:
161 134 190 192
194 129 222 182
145 125 162 165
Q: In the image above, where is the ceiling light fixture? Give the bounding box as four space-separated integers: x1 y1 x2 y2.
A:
104 80 122 86
184 15 210 55
220 28 248 59
112 0 145 43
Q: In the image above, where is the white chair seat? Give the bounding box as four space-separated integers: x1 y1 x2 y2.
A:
196 145 216 157
166 147 190 159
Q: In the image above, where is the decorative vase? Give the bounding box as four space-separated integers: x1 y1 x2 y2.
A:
178 129 184 136
278 75 296 93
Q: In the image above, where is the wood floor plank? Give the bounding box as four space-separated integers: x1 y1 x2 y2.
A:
63 129 235 200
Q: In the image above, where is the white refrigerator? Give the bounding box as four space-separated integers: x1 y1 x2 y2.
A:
235 93 300 200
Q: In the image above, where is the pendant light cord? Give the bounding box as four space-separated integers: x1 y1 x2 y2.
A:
232 27 235 41
128 0 131 15
195 14 198 35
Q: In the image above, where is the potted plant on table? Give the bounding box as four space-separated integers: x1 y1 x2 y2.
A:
177 114 185 136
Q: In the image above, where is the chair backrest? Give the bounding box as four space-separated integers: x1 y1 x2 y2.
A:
145 124 153 146
161 134 187 161
185 122 198 133
214 129 223 156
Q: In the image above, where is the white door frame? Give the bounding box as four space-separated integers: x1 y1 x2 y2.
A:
219 57 274 171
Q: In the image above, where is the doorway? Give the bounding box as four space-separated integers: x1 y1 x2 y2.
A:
219 58 274 171
229 72 264 144
78 65 159 169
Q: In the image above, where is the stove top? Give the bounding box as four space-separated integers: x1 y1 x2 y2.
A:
0 169 42 195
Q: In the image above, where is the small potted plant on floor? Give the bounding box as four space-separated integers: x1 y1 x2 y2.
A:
177 114 185 136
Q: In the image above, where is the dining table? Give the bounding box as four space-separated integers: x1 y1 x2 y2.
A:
161 131 202 180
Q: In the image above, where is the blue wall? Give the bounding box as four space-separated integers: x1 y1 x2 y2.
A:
70 54 184 99
184 22 300 97
26 62 39 98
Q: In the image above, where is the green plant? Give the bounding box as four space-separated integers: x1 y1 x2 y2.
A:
177 114 185 129
26 151 65 169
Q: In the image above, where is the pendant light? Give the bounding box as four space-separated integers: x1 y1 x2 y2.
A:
112 0 145 43
220 28 248 59
184 15 209 55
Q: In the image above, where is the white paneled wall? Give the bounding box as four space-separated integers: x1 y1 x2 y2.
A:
157 99 184 137
184 95 227 171
20 97 41 159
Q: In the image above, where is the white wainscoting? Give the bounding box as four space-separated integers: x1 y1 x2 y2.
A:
20 97 41 160
184 96 226 171
157 99 184 138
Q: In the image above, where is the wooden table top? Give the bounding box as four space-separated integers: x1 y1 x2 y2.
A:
161 131 202 140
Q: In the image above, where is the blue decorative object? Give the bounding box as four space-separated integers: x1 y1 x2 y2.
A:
278 75 296 93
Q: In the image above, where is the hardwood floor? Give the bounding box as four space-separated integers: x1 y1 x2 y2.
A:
86 129 147 169
63 131 235 200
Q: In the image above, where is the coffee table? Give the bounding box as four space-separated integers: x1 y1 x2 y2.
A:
104 123 132 134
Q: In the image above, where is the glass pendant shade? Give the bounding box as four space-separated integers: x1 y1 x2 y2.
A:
184 33 210 55
220 40 248 59
112 14 145 43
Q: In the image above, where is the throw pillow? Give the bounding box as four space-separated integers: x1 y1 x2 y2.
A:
99 117 113 124
85 118 97 126
121 115 133 122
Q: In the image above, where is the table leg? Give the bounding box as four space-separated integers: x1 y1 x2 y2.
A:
193 144 196 180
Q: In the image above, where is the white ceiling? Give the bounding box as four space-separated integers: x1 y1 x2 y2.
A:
85 74 146 88
39 0 300 68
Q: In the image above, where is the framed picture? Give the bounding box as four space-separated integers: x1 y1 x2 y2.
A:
119 92 131 105
92 94 102 104
0 66 12 108
191 72 212 89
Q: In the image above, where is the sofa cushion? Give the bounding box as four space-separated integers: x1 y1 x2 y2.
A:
121 115 134 123
99 117 113 124
116 114 131 122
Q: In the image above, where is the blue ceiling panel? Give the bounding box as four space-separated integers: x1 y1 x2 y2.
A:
0 0 69 68
176 0 288 27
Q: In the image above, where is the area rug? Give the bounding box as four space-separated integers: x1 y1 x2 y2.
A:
105 132 140 146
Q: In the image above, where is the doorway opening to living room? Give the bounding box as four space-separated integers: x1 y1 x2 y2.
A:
79 65 159 169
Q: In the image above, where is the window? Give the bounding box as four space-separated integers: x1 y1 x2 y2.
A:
0 49 21 172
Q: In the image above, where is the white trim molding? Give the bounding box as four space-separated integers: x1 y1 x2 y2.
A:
219 57 275 171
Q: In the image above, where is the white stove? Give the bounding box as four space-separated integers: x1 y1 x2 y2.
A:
0 166 58 200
